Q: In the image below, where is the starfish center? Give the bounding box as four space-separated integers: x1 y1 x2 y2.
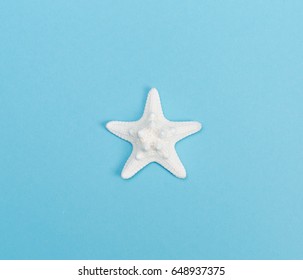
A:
128 112 172 160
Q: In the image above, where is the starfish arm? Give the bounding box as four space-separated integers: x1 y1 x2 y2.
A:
121 150 151 179
106 121 138 142
157 147 187 179
143 88 164 119
170 121 202 142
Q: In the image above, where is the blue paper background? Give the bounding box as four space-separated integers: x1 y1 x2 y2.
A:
1 0 303 259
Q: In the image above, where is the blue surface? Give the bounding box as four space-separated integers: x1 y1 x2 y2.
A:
1 0 303 260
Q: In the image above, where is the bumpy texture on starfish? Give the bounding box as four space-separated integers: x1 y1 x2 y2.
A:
106 88 202 179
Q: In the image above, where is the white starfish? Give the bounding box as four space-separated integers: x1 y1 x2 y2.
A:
106 88 202 179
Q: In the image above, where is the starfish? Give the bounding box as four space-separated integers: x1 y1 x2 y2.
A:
106 88 202 179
